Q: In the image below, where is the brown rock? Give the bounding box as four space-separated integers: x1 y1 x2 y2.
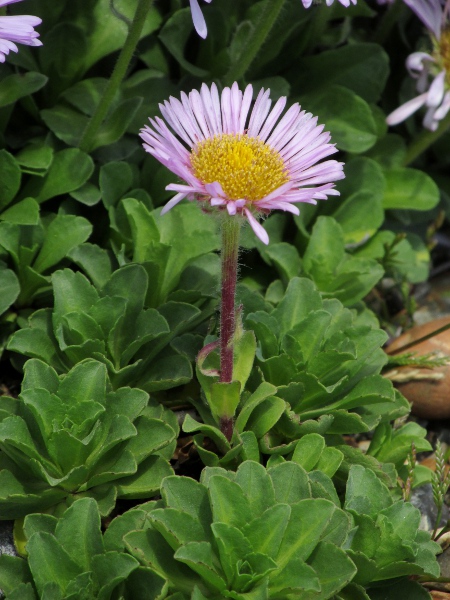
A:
431 591 450 599
386 317 450 419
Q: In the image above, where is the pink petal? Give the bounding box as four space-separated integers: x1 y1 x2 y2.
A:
386 93 428 125
244 208 269 245
189 0 207 38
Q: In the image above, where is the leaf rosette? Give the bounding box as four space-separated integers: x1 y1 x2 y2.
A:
120 461 439 600
7 261 214 393
0 497 166 600
123 459 357 599
187 277 419 473
0 358 177 518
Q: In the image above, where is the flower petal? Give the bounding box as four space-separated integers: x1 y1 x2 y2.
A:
244 208 269 245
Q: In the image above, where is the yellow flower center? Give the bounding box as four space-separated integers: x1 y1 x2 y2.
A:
190 133 289 202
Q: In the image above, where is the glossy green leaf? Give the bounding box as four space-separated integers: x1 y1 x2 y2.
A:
382 168 440 210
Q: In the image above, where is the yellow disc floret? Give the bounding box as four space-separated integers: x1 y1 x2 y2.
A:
190 133 289 202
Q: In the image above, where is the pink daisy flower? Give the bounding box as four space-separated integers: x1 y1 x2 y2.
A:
0 0 41 63
140 82 344 245
386 0 450 131
189 0 211 39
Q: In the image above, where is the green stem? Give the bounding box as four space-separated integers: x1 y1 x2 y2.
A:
224 0 286 85
219 216 241 440
372 0 405 45
403 111 450 166
78 0 154 153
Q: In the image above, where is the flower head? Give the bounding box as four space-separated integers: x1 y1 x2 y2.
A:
0 0 42 63
140 83 344 244
189 0 211 38
387 0 450 130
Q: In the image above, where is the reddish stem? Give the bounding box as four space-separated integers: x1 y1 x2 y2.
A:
219 216 241 440
220 217 240 383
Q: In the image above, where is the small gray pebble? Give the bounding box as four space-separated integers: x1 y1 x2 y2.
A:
411 483 449 531
0 520 16 557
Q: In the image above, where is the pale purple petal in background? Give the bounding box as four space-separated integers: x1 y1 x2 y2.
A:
386 93 429 125
404 0 442 38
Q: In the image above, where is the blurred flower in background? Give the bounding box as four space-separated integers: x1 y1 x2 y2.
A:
302 0 357 8
387 0 450 130
140 82 344 244
0 0 41 63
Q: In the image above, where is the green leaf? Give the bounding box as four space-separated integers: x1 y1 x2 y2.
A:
234 461 276 517
100 162 133 208
345 465 392 518
294 43 389 103
26 532 82 596
115 455 173 499
333 158 385 245
207 475 252 529
124 567 168 600
159 9 210 78
161 477 213 537
149 508 207 550
382 168 440 210
291 434 326 471
243 395 286 438
211 522 252 585
0 72 47 107
305 542 357 599
174 542 226 592
272 278 322 338
260 243 301 283
268 462 311 504
92 551 139 600
93 97 143 150
75 0 162 72
52 269 99 329
233 331 257 392
54 498 103 572
367 579 432 599
209 381 241 419
235 382 279 434
0 554 33 595
1 198 40 225
276 499 336 566
68 243 113 289
15 145 54 177
0 266 20 315
0 150 21 209
244 504 291 560
301 85 378 153
32 215 92 274
29 149 94 203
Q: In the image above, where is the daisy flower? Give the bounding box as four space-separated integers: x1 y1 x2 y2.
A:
0 0 41 63
140 82 344 245
386 0 450 131
189 0 211 39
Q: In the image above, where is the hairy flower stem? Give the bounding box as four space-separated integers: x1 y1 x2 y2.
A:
224 0 286 85
219 216 241 440
78 0 154 153
403 111 450 166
